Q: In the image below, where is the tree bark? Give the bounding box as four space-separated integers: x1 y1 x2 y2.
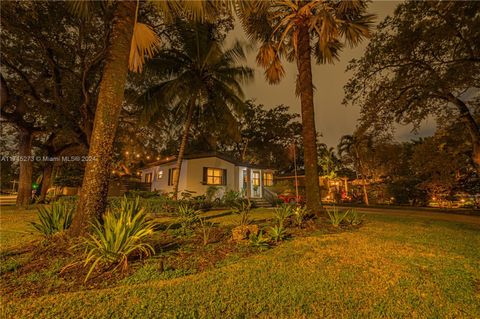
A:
172 99 196 200
70 1 136 237
354 147 369 206
448 94 480 169
39 163 53 203
16 129 33 207
296 24 322 213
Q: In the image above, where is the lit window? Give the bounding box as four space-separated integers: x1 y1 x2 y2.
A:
145 173 153 183
206 168 224 185
263 172 273 186
252 172 260 186
157 170 163 180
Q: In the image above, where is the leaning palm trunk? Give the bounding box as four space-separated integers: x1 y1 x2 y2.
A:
296 25 322 213
355 147 369 206
172 99 196 200
70 1 136 237
16 129 33 206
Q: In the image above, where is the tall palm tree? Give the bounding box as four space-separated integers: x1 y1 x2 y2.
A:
338 132 371 205
139 22 253 199
69 1 217 236
237 0 375 213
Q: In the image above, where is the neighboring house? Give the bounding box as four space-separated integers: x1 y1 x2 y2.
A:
139 153 274 199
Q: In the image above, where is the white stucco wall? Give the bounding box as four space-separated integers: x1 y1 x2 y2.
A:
141 161 188 194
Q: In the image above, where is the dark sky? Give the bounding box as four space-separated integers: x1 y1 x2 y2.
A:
228 1 436 147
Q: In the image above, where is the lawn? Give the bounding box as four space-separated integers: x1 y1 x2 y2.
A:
1 206 479 318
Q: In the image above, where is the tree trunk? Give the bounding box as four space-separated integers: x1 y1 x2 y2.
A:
448 94 480 169
172 99 196 200
354 147 369 206
16 129 33 207
296 24 322 213
39 163 53 203
70 1 136 237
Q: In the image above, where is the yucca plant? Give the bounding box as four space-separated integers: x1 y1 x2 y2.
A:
269 225 287 243
30 203 74 237
113 196 143 218
82 204 155 282
176 204 200 234
292 206 309 228
232 199 252 226
273 204 294 228
326 206 349 227
344 209 364 226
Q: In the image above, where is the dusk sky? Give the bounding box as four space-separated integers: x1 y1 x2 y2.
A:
229 0 436 147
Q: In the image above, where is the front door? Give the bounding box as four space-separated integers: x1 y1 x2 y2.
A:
252 171 261 197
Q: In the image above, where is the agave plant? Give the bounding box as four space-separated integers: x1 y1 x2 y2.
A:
176 204 200 234
249 230 269 248
344 209 364 226
232 199 252 227
269 225 287 243
82 204 155 282
30 203 74 237
326 206 349 227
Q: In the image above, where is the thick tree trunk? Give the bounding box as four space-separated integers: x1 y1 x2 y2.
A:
70 1 136 237
355 148 369 206
296 25 322 213
172 99 196 200
448 94 480 169
16 129 33 207
39 163 53 203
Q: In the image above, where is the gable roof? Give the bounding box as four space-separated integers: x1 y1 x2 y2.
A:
141 152 272 170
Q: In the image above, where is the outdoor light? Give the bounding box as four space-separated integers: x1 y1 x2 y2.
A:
125 151 129 155
156 157 160 160
147 156 151 160
136 154 140 158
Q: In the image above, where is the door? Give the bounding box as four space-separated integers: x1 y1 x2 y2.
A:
251 171 261 197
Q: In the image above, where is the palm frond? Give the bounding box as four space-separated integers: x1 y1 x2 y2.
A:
129 22 162 73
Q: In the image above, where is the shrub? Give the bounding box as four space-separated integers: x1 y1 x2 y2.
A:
249 230 269 248
273 204 294 228
344 209 364 226
326 206 349 227
81 202 155 282
30 203 74 237
199 217 214 246
292 206 309 228
222 190 242 207
232 199 252 226
269 225 287 242
175 204 200 234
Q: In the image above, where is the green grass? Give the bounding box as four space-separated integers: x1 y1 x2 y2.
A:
0 206 39 253
1 207 480 318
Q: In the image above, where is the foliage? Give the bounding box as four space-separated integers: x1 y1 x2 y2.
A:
268 225 287 243
205 186 220 202
292 206 310 228
273 204 294 228
81 203 155 282
344 209 364 226
221 190 243 208
231 199 252 226
248 230 269 248
124 190 160 199
198 217 214 246
30 203 74 237
326 206 349 227
175 204 200 234
344 1 480 166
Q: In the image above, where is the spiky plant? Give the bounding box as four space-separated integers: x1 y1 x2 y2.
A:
31 203 74 237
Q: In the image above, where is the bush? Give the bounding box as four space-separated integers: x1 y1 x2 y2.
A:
124 190 160 198
30 203 74 237
292 206 309 228
81 200 155 282
268 225 287 242
326 206 349 227
175 204 200 234
249 230 269 248
344 209 364 226
222 190 242 207
232 199 252 226
273 204 294 228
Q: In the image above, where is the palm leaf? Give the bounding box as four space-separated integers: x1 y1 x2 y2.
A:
129 22 162 73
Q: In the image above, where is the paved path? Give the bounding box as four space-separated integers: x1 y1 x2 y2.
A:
336 206 480 226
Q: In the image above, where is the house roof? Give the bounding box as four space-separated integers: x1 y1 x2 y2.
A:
141 152 273 170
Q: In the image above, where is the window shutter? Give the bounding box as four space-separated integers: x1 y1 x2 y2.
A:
203 167 208 184
223 169 227 185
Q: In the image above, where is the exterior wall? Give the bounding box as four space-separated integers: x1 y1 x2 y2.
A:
141 161 188 194
185 157 236 198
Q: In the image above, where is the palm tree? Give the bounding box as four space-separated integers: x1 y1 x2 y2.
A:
139 22 253 199
338 132 371 205
237 0 375 213
69 1 218 236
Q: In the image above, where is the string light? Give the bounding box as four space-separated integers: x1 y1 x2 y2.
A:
125 151 129 155
136 154 140 158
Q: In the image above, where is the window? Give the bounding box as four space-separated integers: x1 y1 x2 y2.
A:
157 170 163 180
168 168 178 186
203 167 226 185
145 173 153 183
263 172 273 186
252 171 260 186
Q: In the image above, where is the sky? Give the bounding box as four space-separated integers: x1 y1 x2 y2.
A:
228 0 436 147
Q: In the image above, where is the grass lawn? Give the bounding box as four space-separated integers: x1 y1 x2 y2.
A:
1 206 479 318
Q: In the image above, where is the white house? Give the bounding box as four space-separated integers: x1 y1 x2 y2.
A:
138 153 274 199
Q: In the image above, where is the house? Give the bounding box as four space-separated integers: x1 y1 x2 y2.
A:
138 153 274 199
